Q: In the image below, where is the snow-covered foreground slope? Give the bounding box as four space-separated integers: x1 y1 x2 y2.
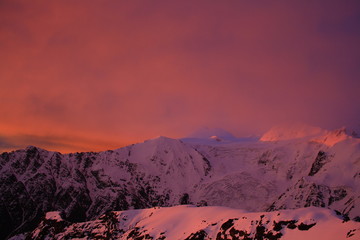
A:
1 126 360 239
12 205 360 240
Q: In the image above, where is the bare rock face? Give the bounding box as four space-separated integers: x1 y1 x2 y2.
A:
308 151 329 176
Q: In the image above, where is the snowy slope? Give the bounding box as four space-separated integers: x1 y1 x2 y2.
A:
12 205 360 240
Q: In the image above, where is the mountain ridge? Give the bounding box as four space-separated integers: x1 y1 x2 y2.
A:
13 205 360 240
1 127 360 239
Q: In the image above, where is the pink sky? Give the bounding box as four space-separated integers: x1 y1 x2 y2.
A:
1 1 360 152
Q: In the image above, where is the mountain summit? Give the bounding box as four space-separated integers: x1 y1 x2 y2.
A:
260 123 325 141
187 127 238 140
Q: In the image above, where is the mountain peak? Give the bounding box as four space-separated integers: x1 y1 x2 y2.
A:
145 136 181 145
149 135 174 141
25 145 38 150
311 127 351 147
260 123 325 142
187 127 237 140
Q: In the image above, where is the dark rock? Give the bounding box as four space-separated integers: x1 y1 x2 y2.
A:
180 193 190 205
196 200 208 207
220 219 234 231
297 222 316 231
308 151 328 176
328 188 347 206
185 230 208 240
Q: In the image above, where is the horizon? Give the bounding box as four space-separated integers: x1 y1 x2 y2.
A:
1 1 360 153
1 123 358 154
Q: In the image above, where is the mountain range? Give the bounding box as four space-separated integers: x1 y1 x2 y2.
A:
1 125 359 239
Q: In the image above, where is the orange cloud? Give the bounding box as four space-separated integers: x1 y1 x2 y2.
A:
1 1 359 152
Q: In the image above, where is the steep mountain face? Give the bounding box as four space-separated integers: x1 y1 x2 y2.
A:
267 177 359 219
13 205 360 240
0 137 211 239
189 131 360 215
266 137 360 220
1 127 360 239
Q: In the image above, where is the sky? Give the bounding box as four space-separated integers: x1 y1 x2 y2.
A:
1 0 360 153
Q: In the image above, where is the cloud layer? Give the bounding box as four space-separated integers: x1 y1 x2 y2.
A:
1 1 360 152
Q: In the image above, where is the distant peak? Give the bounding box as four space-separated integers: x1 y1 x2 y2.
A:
24 145 51 153
332 127 347 136
144 136 181 145
149 136 176 141
260 124 354 146
311 127 351 147
25 145 40 151
210 135 222 142
187 127 237 140
260 123 325 142
26 145 37 148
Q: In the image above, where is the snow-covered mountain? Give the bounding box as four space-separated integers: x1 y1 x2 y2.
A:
259 123 325 141
13 205 360 240
1 125 360 239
